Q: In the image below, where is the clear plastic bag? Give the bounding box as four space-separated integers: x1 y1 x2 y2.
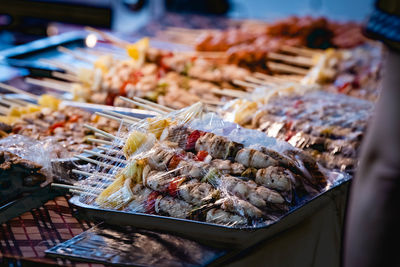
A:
221 91 374 173
75 102 348 228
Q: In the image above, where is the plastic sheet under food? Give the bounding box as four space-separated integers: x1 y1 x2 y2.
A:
222 91 374 173
72 103 348 228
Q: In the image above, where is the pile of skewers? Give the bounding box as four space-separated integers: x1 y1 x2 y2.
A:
58 101 344 227
0 86 121 156
158 16 368 73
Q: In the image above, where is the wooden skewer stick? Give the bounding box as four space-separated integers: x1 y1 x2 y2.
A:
279 45 322 58
132 97 175 112
98 146 125 156
244 76 277 87
253 72 288 83
95 111 135 125
0 98 18 107
94 132 114 140
201 99 224 106
233 79 260 89
267 62 309 76
85 26 130 48
39 59 77 74
2 96 29 106
86 138 114 146
51 183 102 194
69 189 99 197
0 105 9 114
25 78 71 93
0 83 39 100
58 46 93 64
51 71 80 83
72 169 113 178
101 110 141 123
74 155 122 169
119 96 167 115
84 124 118 140
211 88 245 98
268 52 314 68
83 149 128 164
275 74 304 82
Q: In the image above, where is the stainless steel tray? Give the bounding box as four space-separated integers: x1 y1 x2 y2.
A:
70 180 349 248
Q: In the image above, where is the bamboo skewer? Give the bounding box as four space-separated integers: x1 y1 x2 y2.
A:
83 149 128 164
0 105 9 115
233 79 259 89
2 97 29 107
2 97 30 106
72 169 114 179
132 97 174 112
58 46 93 64
267 62 309 76
0 98 19 107
119 96 167 115
74 155 121 169
94 132 114 140
52 71 80 82
95 111 135 125
86 138 114 146
84 124 118 140
201 99 224 106
279 45 322 58
51 183 102 194
25 78 72 93
85 26 129 48
40 59 77 74
98 146 125 156
211 88 245 98
69 189 99 197
253 72 288 83
0 83 39 100
244 76 277 87
268 52 314 67
101 110 141 123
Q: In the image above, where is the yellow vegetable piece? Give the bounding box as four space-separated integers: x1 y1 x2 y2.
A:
0 115 20 124
123 130 147 158
95 174 128 208
147 118 170 139
27 105 41 113
126 37 149 60
123 159 146 184
77 67 94 85
233 100 258 125
94 55 113 73
38 94 61 110
8 107 21 117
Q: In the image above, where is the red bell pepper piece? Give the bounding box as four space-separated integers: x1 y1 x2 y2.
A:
167 177 186 198
145 191 160 213
195 150 208 161
185 130 204 150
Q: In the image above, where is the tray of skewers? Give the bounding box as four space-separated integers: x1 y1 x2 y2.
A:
68 102 349 248
0 93 128 221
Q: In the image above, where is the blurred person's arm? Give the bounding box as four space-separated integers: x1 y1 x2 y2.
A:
344 1 400 266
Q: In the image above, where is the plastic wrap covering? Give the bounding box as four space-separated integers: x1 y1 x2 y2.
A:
222 91 374 173
0 135 63 178
73 103 348 228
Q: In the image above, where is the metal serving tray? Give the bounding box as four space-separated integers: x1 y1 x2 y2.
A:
70 180 349 249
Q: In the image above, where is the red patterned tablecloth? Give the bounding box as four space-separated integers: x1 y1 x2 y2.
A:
0 196 102 266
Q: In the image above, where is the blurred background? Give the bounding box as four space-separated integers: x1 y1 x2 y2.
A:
0 0 373 50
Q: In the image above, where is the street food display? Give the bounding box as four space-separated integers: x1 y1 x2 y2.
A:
0 14 385 262
0 95 121 156
70 104 346 228
221 91 374 173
